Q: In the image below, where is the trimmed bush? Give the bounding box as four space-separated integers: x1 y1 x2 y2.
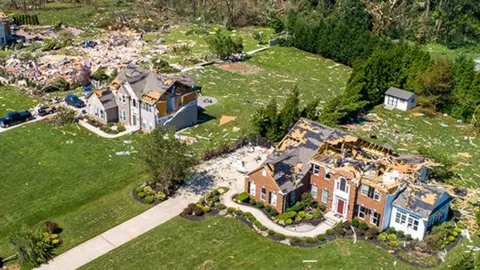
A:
295 216 303 222
377 234 387 242
358 222 369 231
255 201 264 208
368 227 379 235
386 227 396 235
289 237 301 244
237 192 250 203
245 213 256 222
268 229 275 236
145 196 154 204
335 225 345 236
265 205 272 212
389 241 399 247
406 234 412 241
343 221 351 230
253 220 262 228
454 227 462 233
183 207 192 215
278 211 297 221
52 239 60 245
260 225 268 231
137 192 146 198
249 198 256 205
316 234 326 241
396 230 405 239
313 210 323 219
51 234 58 239
285 218 293 225
193 206 204 216
452 231 458 237
155 192 166 201
216 203 226 210
235 209 244 216
202 206 211 213
457 223 465 229
135 187 143 193
351 218 359 227
326 229 335 236
305 237 316 244
276 233 286 240
319 205 327 212
298 211 306 218
388 234 397 241
448 236 455 242
305 214 313 221
227 207 235 214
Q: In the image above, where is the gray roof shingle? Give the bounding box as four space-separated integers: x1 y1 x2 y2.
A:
385 87 415 100
392 184 452 219
98 91 118 110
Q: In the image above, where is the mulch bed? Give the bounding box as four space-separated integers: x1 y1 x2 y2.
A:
131 189 165 206
179 209 219 222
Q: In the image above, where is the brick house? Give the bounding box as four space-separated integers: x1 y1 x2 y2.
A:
244 119 452 238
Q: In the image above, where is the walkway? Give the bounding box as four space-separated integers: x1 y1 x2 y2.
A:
222 190 341 237
38 191 201 270
78 120 138 139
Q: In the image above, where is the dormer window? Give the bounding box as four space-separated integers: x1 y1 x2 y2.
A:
312 164 320 175
325 167 331 180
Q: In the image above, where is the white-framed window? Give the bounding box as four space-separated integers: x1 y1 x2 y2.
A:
142 119 147 128
119 95 126 103
373 189 381 201
100 110 105 120
370 211 380 226
336 177 349 193
395 211 407 225
249 182 256 196
361 184 369 196
132 99 137 107
149 122 153 131
358 205 368 220
269 191 277 206
408 216 419 231
148 105 153 113
324 167 331 179
311 185 318 198
321 189 328 203
262 169 267 177
312 164 320 175
260 187 266 201
120 110 126 121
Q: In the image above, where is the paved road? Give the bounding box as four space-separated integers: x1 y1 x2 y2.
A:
0 113 56 134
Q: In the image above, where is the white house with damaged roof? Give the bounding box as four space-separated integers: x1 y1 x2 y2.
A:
389 184 452 240
107 65 198 132
384 87 417 111
86 90 119 123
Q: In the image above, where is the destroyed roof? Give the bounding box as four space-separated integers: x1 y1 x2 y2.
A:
98 91 118 110
117 65 196 100
385 87 415 100
393 184 452 219
265 118 345 193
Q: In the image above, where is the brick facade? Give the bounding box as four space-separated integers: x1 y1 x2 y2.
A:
245 168 284 214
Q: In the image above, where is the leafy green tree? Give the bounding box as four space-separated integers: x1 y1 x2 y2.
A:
415 58 454 111
92 69 109 82
10 227 55 267
449 56 480 121
268 11 285 34
137 127 196 193
285 9 297 33
280 86 301 131
449 251 477 270
334 0 371 32
302 98 319 120
205 30 243 60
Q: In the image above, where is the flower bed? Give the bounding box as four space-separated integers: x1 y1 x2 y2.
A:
133 183 168 205
83 116 126 134
179 187 229 221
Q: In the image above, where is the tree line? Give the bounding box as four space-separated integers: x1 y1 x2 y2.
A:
12 14 40 26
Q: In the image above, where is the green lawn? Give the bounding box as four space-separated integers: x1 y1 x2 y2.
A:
423 43 480 61
0 123 149 256
181 46 351 152
0 86 40 116
350 106 480 188
81 215 476 270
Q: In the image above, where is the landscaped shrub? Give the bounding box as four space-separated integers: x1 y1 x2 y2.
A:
316 234 326 241
193 206 204 216
286 201 307 212
202 206 211 213
249 198 256 205
237 192 250 203
216 203 226 210
245 213 256 222
255 201 264 208
260 225 267 231
396 230 405 239
343 221 351 230
183 207 192 215
135 187 143 193
305 237 316 244
43 221 60 234
278 211 297 221
388 234 397 242
268 230 275 236
137 192 146 198
326 229 335 236
227 207 235 214
377 233 387 242
143 186 155 195
305 214 313 221
52 239 60 245
143 195 153 204
211 195 220 202
454 227 462 233
155 192 166 201
406 234 412 241
295 216 303 222
298 211 306 218
51 234 58 239
235 209 244 216
265 205 273 212
452 231 458 237
366 227 379 239
335 225 345 236
389 241 399 247
386 227 396 235
289 237 301 244
313 210 323 219
319 205 327 212
351 218 359 227
448 236 455 242
276 233 286 240
285 219 293 225
426 222 455 250
253 220 262 228
358 222 369 231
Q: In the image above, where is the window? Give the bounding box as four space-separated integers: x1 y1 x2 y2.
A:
395 211 407 225
358 205 368 220
373 189 381 201
261 187 266 201
249 182 256 196
337 177 348 193
119 95 126 104
321 189 328 203
262 169 267 177
120 110 126 121
312 164 320 175
370 211 380 226
324 167 331 179
408 216 419 231
311 185 318 198
149 122 153 131
132 99 137 107
361 184 369 196
142 119 147 128
148 105 153 113
100 110 105 120
269 192 277 206
361 184 381 201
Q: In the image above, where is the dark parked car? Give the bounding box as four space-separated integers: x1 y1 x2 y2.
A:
0 111 32 128
65 94 85 108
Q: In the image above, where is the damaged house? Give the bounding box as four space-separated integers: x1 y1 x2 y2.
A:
86 65 198 132
245 118 452 240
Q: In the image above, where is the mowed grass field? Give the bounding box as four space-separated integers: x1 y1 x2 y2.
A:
180 46 351 152
0 122 148 255
0 86 40 116
81 215 477 270
350 106 480 188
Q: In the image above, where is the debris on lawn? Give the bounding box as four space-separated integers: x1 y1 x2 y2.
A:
219 116 237 126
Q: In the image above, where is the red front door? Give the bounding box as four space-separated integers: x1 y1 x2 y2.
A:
337 199 345 215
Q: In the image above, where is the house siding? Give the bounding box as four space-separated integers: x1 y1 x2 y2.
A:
117 86 130 125
245 168 284 213
384 95 417 111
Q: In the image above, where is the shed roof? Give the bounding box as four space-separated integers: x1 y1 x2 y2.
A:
97 91 118 110
393 184 452 219
385 87 415 100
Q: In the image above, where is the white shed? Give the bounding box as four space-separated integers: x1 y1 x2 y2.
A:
384 87 417 111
